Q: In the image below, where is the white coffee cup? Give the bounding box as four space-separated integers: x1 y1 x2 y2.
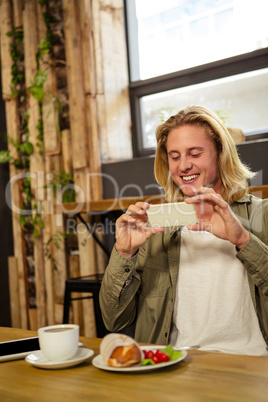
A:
38 324 79 362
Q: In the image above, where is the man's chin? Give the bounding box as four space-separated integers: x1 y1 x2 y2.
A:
179 184 199 197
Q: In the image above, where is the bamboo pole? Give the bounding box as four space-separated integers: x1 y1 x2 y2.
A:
62 0 104 315
13 0 22 27
37 1 62 326
85 95 102 200
52 214 67 306
50 156 67 322
99 0 132 160
79 0 97 96
28 308 37 330
61 129 72 174
1 0 29 326
8 256 21 327
69 254 84 331
74 168 97 336
43 202 55 325
5 99 28 329
46 154 67 316
79 0 102 200
94 214 108 274
23 0 46 328
95 93 108 161
92 0 104 94
23 1 44 195
38 1 61 156
62 0 88 170
0 0 14 100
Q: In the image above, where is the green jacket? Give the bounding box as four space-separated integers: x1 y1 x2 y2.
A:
100 195 268 345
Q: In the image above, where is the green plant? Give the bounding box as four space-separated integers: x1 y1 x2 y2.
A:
35 117 44 155
44 231 73 271
6 25 24 95
0 136 34 168
38 38 51 56
22 175 33 203
28 69 48 102
42 11 55 50
214 108 233 127
0 149 12 164
20 203 45 238
159 107 176 122
45 172 76 203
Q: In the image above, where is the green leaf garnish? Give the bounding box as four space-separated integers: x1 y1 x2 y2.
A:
160 345 182 361
141 358 155 366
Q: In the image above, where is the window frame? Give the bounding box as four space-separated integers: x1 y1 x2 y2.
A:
124 1 268 157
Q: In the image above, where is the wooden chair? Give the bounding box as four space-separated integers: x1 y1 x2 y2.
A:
248 185 268 199
63 273 109 338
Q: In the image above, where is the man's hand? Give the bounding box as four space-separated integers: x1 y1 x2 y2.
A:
115 202 165 259
185 187 250 249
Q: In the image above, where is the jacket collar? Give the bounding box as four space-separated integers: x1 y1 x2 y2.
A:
231 193 252 204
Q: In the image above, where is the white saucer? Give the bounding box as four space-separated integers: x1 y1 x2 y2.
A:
25 347 94 369
0 342 84 363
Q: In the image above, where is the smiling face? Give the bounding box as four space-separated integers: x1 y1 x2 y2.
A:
166 124 222 197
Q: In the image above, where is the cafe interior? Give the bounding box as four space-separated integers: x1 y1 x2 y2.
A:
0 0 268 400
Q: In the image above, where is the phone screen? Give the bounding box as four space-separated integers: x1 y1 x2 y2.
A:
147 202 197 227
0 337 40 357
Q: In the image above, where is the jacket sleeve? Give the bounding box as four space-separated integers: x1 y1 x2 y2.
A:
99 247 142 332
236 198 268 295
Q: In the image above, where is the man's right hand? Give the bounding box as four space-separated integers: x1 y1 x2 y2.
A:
115 202 165 259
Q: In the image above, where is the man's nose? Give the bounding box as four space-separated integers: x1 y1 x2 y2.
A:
179 156 192 172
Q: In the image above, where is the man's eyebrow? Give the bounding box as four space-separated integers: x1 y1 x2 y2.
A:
189 147 204 151
168 147 204 154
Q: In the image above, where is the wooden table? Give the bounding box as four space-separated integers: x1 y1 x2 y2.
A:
1 327 268 401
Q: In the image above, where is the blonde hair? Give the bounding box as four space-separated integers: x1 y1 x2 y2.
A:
154 105 255 204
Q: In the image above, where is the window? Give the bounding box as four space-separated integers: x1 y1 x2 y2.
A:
125 0 268 156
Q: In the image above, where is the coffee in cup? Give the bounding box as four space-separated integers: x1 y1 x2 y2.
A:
38 324 79 362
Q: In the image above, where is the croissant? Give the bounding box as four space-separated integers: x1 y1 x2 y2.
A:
100 333 143 367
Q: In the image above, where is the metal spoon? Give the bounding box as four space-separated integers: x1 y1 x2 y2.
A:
177 345 200 350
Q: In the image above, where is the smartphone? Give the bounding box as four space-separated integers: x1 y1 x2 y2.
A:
147 202 197 227
0 336 40 362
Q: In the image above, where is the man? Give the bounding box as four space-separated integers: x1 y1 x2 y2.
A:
100 106 268 355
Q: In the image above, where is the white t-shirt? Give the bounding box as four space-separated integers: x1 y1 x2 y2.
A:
169 227 268 356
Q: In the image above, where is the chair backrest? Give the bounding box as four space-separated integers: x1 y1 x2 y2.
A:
248 185 268 199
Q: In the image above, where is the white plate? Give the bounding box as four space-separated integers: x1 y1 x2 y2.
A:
25 347 94 369
92 345 187 373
